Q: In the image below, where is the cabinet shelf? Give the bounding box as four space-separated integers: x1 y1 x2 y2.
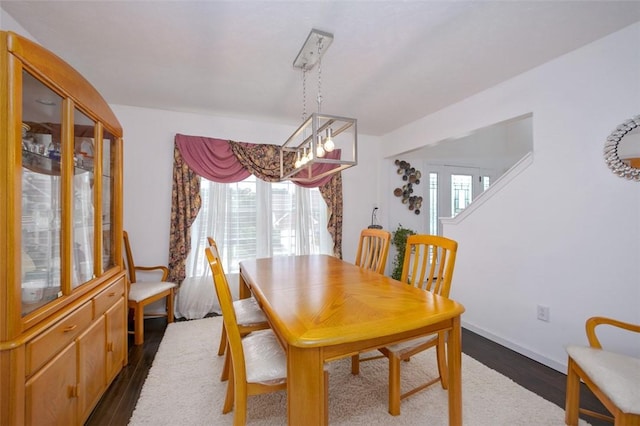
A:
22 150 96 175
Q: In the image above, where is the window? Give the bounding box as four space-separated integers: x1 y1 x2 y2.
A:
482 175 491 191
186 175 332 276
451 174 473 217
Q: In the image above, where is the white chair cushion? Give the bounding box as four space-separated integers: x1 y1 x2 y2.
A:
242 329 286 385
566 345 640 414
233 297 267 326
128 281 176 303
385 334 438 357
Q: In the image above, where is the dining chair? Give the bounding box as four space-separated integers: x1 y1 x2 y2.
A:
352 233 458 415
205 245 288 425
354 228 392 274
207 237 270 382
565 316 640 425
123 230 177 345
350 228 392 372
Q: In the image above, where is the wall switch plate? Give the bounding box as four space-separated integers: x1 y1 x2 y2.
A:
537 305 550 322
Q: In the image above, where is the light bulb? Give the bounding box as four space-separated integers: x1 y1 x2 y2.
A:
316 136 326 157
294 152 302 168
323 128 335 152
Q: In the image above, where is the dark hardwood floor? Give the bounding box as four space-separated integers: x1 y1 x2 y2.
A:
85 318 610 426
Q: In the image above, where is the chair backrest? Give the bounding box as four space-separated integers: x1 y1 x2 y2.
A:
355 228 391 274
123 230 170 284
585 316 640 349
205 245 247 384
123 230 138 283
400 234 458 297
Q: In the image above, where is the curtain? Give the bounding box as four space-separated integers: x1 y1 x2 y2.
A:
168 133 343 284
167 146 201 283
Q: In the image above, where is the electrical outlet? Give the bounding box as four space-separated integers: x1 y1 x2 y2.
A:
536 305 550 322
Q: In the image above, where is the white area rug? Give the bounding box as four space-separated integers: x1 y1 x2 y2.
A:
129 317 589 426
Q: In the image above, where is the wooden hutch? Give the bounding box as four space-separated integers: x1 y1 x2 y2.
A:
0 31 126 425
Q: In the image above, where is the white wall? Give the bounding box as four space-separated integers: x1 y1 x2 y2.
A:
1 6 30 35
381 23 640 371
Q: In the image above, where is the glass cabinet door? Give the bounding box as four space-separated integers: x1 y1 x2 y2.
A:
72 109 96 288
21 71 63 315
102 129 116 272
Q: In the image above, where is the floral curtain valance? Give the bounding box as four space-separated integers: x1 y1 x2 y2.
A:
168 134 343 283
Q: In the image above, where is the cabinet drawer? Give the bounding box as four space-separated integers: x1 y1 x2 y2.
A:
94 279 125 318
26 301 92 376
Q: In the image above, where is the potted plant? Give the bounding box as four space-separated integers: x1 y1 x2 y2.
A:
391 224 416 280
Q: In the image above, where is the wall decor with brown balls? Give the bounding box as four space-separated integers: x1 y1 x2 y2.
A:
393 159 423 214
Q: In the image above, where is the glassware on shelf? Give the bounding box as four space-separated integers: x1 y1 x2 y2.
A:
47 140 61 161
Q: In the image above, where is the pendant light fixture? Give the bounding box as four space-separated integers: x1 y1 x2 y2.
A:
280 29 357 182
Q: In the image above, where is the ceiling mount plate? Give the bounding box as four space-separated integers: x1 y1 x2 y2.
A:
293 29 334 70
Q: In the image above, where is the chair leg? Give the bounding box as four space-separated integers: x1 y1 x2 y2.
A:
351 354 360 375
388 355 402 416
167 289 175 323
134 305 145 345
218 324 228 356
565 357 580 426
324 370 330 426
223 363 234 414
233 375 247 426
436 332 448 389
221 345 231 382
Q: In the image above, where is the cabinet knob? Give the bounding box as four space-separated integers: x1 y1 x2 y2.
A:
62 324 77 333
107 342 114 352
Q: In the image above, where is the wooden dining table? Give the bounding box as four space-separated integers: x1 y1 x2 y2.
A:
238 254 466 425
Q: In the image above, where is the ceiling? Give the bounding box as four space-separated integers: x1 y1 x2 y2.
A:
3 1 640 136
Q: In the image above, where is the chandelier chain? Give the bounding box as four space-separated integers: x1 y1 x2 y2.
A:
317 37 323 113
302 68 307 122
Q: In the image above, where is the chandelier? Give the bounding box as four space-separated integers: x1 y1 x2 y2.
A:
280 29 358 182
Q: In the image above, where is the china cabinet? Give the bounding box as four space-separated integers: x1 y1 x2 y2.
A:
0 31 126 425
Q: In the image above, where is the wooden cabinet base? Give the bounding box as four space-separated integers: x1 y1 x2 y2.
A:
2 277 127 425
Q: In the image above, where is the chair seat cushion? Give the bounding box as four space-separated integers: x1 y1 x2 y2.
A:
128 281 176 303
233 297 267 326
566 345 640 414
242 329 286 385
385 334 438 357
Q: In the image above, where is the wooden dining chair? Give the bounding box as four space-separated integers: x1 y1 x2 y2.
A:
354 228 391 274
352 234 458 415
123 230 177 345
205 245 287 425
565 316 640 426
207 237 270 382
350 228 392 372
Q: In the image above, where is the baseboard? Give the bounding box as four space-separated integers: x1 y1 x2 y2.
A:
462 320 566 373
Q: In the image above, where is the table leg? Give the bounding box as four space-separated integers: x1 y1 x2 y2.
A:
238 269 251 299
287 345 327 425
447 315 462 425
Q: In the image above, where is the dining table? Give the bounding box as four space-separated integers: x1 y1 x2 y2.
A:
238 254 466 425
